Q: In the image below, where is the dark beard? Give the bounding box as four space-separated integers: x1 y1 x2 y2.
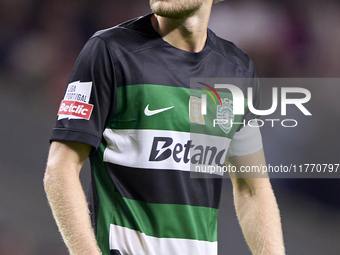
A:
150 0 202 19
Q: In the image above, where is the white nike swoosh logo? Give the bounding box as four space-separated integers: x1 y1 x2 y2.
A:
144 104 174 116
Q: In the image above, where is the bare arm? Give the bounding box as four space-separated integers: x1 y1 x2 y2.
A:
44 141 102 255
228 149 285 255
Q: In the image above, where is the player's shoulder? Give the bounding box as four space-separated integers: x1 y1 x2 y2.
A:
88 14 159 59
208 29 255 75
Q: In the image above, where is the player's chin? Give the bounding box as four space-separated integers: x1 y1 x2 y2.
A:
150 0 170 4
151 5 192 19
150 1 172 14
150 0 169 9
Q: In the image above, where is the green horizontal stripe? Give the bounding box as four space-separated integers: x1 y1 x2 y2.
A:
108 84 246 139
111 193 218 242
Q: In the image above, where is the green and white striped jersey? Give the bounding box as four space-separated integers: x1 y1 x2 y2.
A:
51 14 262 255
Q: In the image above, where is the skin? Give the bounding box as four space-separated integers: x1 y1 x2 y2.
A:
150 0 212 52
150 0 207 19
228 149 285 255
44 1 285 254
44 141 98 255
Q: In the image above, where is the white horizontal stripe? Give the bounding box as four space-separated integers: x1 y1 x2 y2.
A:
103 129 231 174
109 224 217 255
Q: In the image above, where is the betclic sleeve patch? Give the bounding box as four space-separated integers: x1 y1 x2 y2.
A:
57 81 94 120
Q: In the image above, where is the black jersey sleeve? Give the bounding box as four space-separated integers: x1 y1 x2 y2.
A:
50 37 114 149
243 64 261 123
227 65 263 158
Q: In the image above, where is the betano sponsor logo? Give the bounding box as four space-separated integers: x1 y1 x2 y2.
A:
102 129 229 174
149 137 227 167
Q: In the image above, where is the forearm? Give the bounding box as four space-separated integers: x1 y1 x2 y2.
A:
44 164 101 255
234 185 285 255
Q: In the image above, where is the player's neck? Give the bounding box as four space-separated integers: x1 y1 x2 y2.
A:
151 5 211 53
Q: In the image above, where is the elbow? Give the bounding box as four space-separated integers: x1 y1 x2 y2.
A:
43 164 54 193
232 179 254 197
43 160 60 193
43 159 80 194
232 178 272 198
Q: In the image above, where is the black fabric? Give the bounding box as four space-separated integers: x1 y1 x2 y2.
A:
88 170 100 235
49 15 261 247
50 37 114 149
110 250 122 255
106 163 223 209
50 14 260 149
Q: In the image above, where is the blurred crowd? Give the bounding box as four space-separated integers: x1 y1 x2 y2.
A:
210 0 340 78
0 0 339 254
1 0 340 104
0 0 150 108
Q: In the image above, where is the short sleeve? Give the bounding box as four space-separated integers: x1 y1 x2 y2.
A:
227 65 263 158
50 37 114 149
244 65 261 122
226 123 263 158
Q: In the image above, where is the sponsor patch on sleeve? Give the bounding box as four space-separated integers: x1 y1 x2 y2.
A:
58 81 94 120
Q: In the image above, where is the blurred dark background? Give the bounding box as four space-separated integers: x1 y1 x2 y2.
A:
0 0 339 254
